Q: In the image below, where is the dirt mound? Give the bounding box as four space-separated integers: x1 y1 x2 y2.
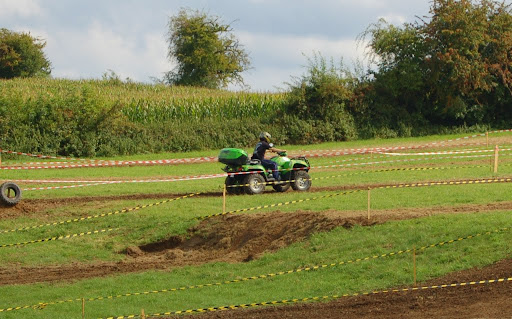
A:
0 211 370 286
1 202 511 286
130 212 370 263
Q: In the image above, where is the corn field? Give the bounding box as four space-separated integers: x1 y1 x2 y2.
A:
0 78 286 122
0 78 289 156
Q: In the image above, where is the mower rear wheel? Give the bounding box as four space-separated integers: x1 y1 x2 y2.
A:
244 173 266 195
225 176 243 195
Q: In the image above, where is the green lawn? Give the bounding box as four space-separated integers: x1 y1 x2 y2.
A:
0 131 511 319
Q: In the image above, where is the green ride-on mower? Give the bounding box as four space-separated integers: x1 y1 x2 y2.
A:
218 148 312 195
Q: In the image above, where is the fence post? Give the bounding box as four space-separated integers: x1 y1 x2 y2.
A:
82 298 85 319
486 131 489 148
413 246 417 286
223 184 227 214
367 187 371 220
141 308 146 319
494 145 499 174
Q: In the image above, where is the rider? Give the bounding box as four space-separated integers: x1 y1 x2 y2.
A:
251 132 286 181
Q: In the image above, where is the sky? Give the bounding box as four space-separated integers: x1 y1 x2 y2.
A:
0 0 432 91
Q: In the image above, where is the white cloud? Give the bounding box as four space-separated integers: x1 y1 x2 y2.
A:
237 31 366 90
0 0 43 18
350 0 388 9
239 66 302 92
239 31 364 64
378 14 408 25
46 22 172 82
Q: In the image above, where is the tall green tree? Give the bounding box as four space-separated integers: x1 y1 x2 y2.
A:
0 28 51 79
424 0 503 121
165 9 251 89
358 0 512 130
358 20 429 130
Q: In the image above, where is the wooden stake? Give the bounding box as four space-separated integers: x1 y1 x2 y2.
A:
488 132 492 171
223 184 227 214
82 298 85 319
494 145 499 174
141 308 146 319
413 246 417 286
367 187 371 220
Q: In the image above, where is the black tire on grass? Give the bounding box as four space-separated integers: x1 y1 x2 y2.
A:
0 182 22 206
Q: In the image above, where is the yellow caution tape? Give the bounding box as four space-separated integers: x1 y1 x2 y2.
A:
4 226 507 313
99 277 512 318
0 193 201 235
203 177 512 220
227 163 506 189
0 228 118 248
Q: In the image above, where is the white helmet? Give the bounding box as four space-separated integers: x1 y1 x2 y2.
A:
259 131 271 143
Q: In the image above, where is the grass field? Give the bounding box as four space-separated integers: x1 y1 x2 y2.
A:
0 131 511 319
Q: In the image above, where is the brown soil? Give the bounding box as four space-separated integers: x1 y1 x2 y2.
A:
0 211 374 286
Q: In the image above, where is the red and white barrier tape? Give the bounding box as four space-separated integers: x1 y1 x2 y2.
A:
6 179 109 183
3 160 105 167
312 154 498 170
321 147 484 164
0 157 217 170
296 129 512 156
378 147 512 156
295 142 492 158
2 129 511 169
7 152 511 191
23 182 116 191
19 173 226 191
0 149 83 161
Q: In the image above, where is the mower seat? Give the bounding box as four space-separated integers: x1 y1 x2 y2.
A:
249 159 261 165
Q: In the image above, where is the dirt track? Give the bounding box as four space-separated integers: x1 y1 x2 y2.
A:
1 178 512 318
1 200 511 286
180 259 512 319
1 177 510 220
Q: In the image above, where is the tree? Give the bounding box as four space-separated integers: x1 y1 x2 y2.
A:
359 0 512 128
421 0 512 122
0 28 51 79
358 20 429 128
283 53 357 142
165 9 251 89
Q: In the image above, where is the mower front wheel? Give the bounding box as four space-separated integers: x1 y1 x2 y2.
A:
291 171 312 191
244 173 266 195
